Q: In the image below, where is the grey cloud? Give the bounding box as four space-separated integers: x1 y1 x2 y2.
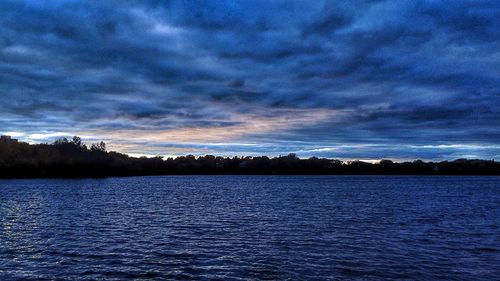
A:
0 0 499 159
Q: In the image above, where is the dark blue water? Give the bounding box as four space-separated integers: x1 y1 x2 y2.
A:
0 176 499 280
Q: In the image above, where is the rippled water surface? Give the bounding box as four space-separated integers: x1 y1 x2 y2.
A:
0 176 499 280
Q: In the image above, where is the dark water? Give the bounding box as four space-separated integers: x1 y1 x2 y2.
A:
0 176 499 280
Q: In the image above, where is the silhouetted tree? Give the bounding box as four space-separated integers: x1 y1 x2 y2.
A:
54 137 69 145
91 141 106 152
72 136 84 148
0 136 499 178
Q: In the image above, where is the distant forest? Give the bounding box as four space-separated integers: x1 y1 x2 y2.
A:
1 136 499 178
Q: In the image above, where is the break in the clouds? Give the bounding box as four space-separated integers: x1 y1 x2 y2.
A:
1 0 499 160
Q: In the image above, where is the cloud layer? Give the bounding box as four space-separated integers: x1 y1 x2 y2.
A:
1 0 499 160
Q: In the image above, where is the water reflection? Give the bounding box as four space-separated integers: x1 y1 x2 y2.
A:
0 176 499 280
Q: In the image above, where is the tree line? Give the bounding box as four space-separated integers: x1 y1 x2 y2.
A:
0 136 499 178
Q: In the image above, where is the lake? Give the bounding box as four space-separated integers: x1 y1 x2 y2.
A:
0 176 499 280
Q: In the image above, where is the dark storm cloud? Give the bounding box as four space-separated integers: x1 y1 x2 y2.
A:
0 0 499 159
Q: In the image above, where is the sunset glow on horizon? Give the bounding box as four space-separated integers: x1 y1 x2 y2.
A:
1 0 499 160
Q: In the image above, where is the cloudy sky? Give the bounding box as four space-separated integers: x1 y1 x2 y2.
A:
1 0 499 160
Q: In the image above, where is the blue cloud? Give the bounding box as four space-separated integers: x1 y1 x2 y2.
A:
0 0 499 159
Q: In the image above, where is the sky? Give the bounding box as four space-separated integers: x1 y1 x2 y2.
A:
1 0 499 160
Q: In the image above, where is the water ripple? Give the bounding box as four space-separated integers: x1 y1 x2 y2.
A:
1 176 499 280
